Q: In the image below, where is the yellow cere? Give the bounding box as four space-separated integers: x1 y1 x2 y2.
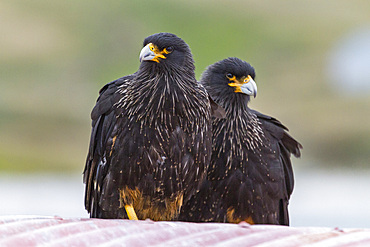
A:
228 75 251 93
148 43 170 63
244 75 252 83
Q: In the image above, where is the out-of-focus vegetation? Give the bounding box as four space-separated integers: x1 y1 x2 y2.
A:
1 0 370 173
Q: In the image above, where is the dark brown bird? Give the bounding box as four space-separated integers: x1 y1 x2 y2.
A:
83 33 216 221
179 57 302 225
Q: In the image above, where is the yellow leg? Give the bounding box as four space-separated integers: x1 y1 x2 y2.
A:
124 204 138 220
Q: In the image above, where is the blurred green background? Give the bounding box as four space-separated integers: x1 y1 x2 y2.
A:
1 0 370 174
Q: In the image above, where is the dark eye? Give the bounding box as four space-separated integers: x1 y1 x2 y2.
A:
226 73 233 79
166 46 174 53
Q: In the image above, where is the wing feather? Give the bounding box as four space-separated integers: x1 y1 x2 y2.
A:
253 110 302 224
83 76 131 217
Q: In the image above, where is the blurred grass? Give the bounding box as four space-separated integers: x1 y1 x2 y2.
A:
1 0 370 173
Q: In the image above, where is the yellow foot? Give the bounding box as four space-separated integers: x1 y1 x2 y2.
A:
124 205 138 220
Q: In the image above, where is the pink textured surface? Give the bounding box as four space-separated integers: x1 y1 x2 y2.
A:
1 216 370 246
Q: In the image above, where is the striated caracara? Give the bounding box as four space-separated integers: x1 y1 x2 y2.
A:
83 33 220 221
179 57 302 225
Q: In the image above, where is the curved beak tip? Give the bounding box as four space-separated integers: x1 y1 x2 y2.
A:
253 84 257 98
240 77 257 97
139 43 155 63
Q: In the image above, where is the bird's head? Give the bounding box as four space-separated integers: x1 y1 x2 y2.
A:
201 57 257 107
139 33 195 72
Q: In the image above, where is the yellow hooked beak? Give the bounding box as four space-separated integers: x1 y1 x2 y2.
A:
139 43 170 63
228 75 257 97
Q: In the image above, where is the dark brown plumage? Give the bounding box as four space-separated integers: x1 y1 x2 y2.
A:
179 57 302 225
83 33 214 220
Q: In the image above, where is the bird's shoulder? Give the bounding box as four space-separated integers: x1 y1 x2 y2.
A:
91 74 135 122
250 109 302 158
